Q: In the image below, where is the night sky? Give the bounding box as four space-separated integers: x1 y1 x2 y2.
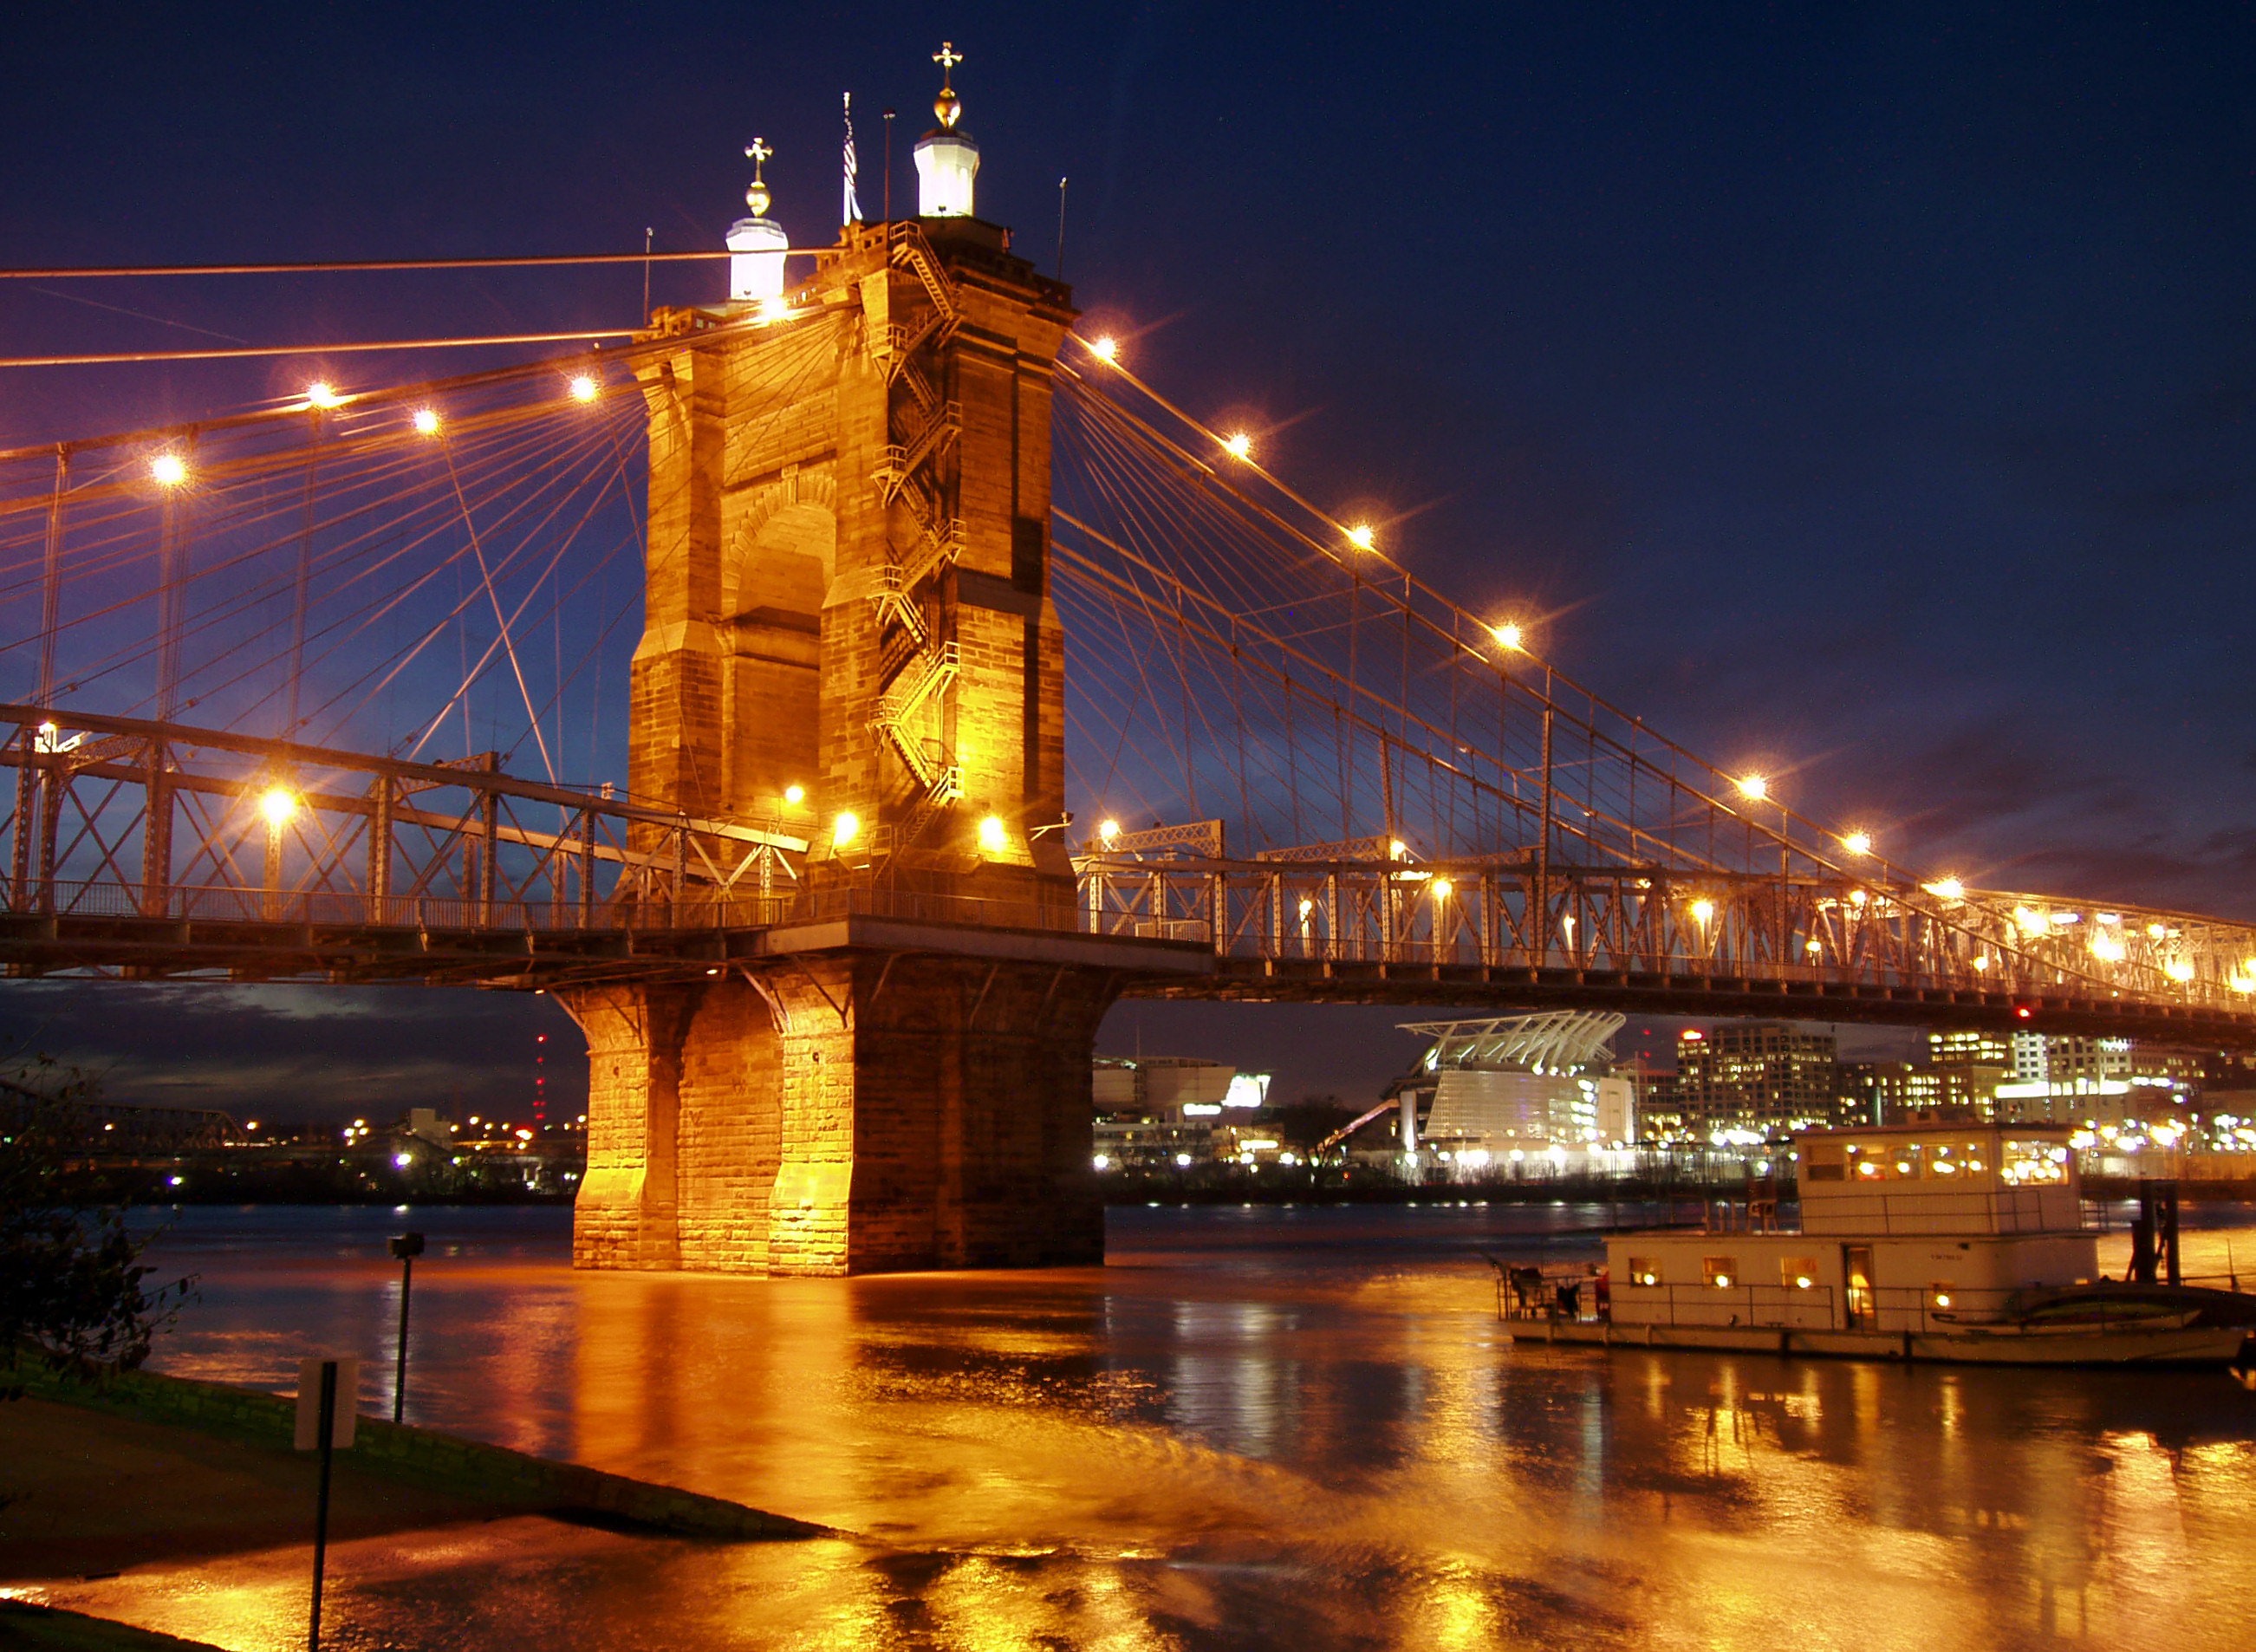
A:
3 4 2252 1122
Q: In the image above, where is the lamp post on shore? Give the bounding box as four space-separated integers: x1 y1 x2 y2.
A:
388 1231 424 1422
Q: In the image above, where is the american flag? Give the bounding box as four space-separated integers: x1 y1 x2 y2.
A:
842 92 862 225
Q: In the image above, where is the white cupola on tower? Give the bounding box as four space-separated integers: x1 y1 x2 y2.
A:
726 137 789 302
913 41 980 218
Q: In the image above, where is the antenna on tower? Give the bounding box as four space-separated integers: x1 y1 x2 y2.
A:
1056 176 1069 280
882 108 895 222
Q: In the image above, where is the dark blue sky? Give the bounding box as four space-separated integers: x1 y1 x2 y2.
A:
3 3 2252 1116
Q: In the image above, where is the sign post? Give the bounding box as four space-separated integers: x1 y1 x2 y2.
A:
388 1231 424 1422
294 1356 358 1651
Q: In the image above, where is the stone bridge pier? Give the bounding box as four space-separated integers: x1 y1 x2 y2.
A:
561 957 1118 1275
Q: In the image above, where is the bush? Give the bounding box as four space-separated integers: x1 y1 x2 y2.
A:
1 1057 192 1374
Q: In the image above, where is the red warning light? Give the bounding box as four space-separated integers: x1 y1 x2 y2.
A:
2015 1005 2032 1019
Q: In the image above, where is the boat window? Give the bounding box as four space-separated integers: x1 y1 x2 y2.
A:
1803 1141 1845 1182
1625 1256 1661 1287
2001 1139 2071 1185
1778 1257 1819 1289
1702 1256 1738 1288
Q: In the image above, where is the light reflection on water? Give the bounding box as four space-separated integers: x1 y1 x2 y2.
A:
29 1200 2256 1649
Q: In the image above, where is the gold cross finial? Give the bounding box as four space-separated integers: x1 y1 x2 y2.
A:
744 137 771 173
932 42 965 128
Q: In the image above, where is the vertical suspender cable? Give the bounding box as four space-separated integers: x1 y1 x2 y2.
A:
287 409 320 737
155 436 192 724
36 446 68 707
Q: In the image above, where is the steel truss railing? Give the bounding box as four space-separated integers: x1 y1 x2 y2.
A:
1073 850 2256 1022
4 698 2254 1039
0 704 805 940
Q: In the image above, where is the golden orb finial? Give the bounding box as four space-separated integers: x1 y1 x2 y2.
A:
933 40 964 128
744 137 772 218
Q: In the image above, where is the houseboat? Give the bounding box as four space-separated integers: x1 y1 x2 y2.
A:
1518 1122 2256 1366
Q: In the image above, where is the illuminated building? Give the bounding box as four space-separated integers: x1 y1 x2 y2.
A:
1091 1057 1272 1169
1395 1012 1636 1173
1837 1062 1986 1126
1674 1022 1840 1135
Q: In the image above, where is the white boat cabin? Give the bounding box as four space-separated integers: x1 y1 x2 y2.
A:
1606 1124 2097 1333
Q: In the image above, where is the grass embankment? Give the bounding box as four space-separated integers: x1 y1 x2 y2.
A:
3 1360 824 1552
0 1597 227 1651
3 1361 829 1644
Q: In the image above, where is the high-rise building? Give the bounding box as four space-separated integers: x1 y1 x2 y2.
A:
1675 1023 1839 1135
1837 1062 1986 1126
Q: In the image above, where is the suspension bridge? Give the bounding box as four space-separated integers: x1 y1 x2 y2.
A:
3 65 2252 1272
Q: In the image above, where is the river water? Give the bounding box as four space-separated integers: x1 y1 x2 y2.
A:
23 1201 2256 1649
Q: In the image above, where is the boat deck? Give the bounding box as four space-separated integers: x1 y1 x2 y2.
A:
1514 1316 2253 1367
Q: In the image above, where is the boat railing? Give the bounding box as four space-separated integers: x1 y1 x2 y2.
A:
1605 1277 2250 1336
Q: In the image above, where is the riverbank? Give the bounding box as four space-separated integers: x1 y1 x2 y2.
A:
2 1363 829 1649
3 1361 825 1549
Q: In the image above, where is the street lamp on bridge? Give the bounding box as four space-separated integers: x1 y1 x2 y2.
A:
257 784 298 920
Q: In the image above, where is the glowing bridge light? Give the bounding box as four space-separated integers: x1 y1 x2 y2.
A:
783 783 805 805
2014 906 2049 935
1098 818 1121 844
1492 621 1524 651
1088 335 1119 362
1388 838 1408 860
1297 896 1314 918
150 452 188 487
1222 431 1252 459
2165 959 2196 984
412 407 441 436
1689 898 1716 925
304 381 342 409
1842 831 1873 856
1973 954 1991 972
978 814 1008 853
831 810 861 849
569 374 600 402
257 786 298 828
1736 774 1767 802
1346 524 1375 550
1430 876 1453 901
2090 933 2126 963
1923 877 1966 901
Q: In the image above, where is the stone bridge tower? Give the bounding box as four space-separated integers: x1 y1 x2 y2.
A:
562 65 1148 1276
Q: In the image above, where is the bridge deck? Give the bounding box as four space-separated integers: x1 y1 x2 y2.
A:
7 902 2253 1045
